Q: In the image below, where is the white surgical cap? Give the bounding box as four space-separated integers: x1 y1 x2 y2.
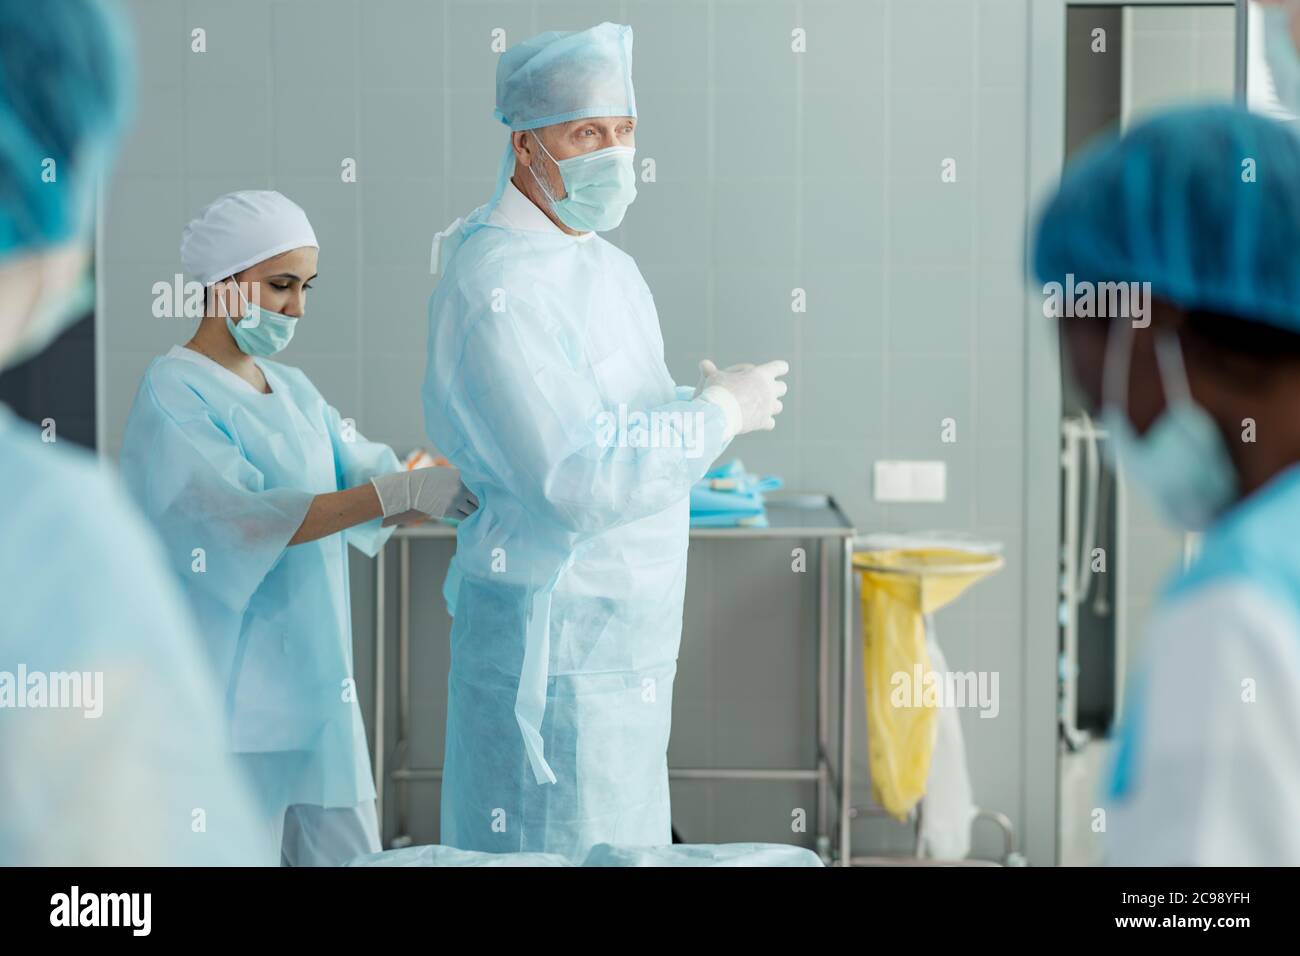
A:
180 190 318 285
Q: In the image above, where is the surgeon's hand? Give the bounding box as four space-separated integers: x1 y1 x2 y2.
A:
371 467 479 527
696 359 789 437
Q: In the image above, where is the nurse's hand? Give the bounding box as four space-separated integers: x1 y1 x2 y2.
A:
371 467 479 527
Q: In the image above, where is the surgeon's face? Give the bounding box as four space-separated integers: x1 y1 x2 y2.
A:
542 115 636 160
213 246 318 320
517 115 636 198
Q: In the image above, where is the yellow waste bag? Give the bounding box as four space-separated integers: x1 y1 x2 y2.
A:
853 548 1002 820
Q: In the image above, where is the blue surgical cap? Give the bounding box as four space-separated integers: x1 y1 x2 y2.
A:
495 22 636 131
0 0 134 262
1032 104 1300 333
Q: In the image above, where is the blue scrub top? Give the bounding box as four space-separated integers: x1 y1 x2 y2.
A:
119 347 400 810
1107 463 1300 864
0 404 262 864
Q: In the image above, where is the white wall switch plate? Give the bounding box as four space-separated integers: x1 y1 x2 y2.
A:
873 460 947 503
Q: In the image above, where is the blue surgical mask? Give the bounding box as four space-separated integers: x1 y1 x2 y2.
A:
530 134 637 233
1264 5 1300 116
223 279 297 356
1100 323 1238 530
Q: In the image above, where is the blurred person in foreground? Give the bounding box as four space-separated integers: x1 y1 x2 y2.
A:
0 0 261 865
1033 104 1300 865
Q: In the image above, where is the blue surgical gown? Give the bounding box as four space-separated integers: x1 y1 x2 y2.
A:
424 201 731 857
119 347 399 813
0 405 262 864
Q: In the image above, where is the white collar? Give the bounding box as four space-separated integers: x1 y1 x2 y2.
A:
166 345 272 396
490 180 595 242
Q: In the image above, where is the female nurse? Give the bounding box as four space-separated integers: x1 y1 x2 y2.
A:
119 190 476 866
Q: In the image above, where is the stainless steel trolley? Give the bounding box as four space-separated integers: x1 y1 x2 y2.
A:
369 491 857 864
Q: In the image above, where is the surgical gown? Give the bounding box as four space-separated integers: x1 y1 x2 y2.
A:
119 346 399 823
0 405 262 864
424 185 731 857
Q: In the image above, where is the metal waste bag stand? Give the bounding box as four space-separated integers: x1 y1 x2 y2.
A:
850 540 1024 866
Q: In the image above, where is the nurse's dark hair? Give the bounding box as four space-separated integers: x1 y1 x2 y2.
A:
201 277 232 315
1182 308 1300 363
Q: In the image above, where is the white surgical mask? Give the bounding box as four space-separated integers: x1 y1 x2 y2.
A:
223 279 298 357
529 133 637 233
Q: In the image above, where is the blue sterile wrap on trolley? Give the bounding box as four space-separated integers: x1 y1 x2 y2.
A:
689 460 782 528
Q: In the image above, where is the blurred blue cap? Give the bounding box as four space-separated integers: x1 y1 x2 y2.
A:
1033 104 1300 333
0 0 134 262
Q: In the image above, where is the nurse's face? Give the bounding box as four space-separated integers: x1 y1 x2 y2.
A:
214 246 318 319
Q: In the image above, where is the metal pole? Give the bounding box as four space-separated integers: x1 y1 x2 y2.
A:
372 544 386 839
671 768 821 782
1060 421 1086 749
817 538 831 862
396 536 412 841
839 536 854 866
1235 0 1249 106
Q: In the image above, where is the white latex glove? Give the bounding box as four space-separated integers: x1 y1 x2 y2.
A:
696 359 789 436
370 467 478 526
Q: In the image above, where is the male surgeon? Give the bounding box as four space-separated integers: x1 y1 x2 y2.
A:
424 22 789 857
